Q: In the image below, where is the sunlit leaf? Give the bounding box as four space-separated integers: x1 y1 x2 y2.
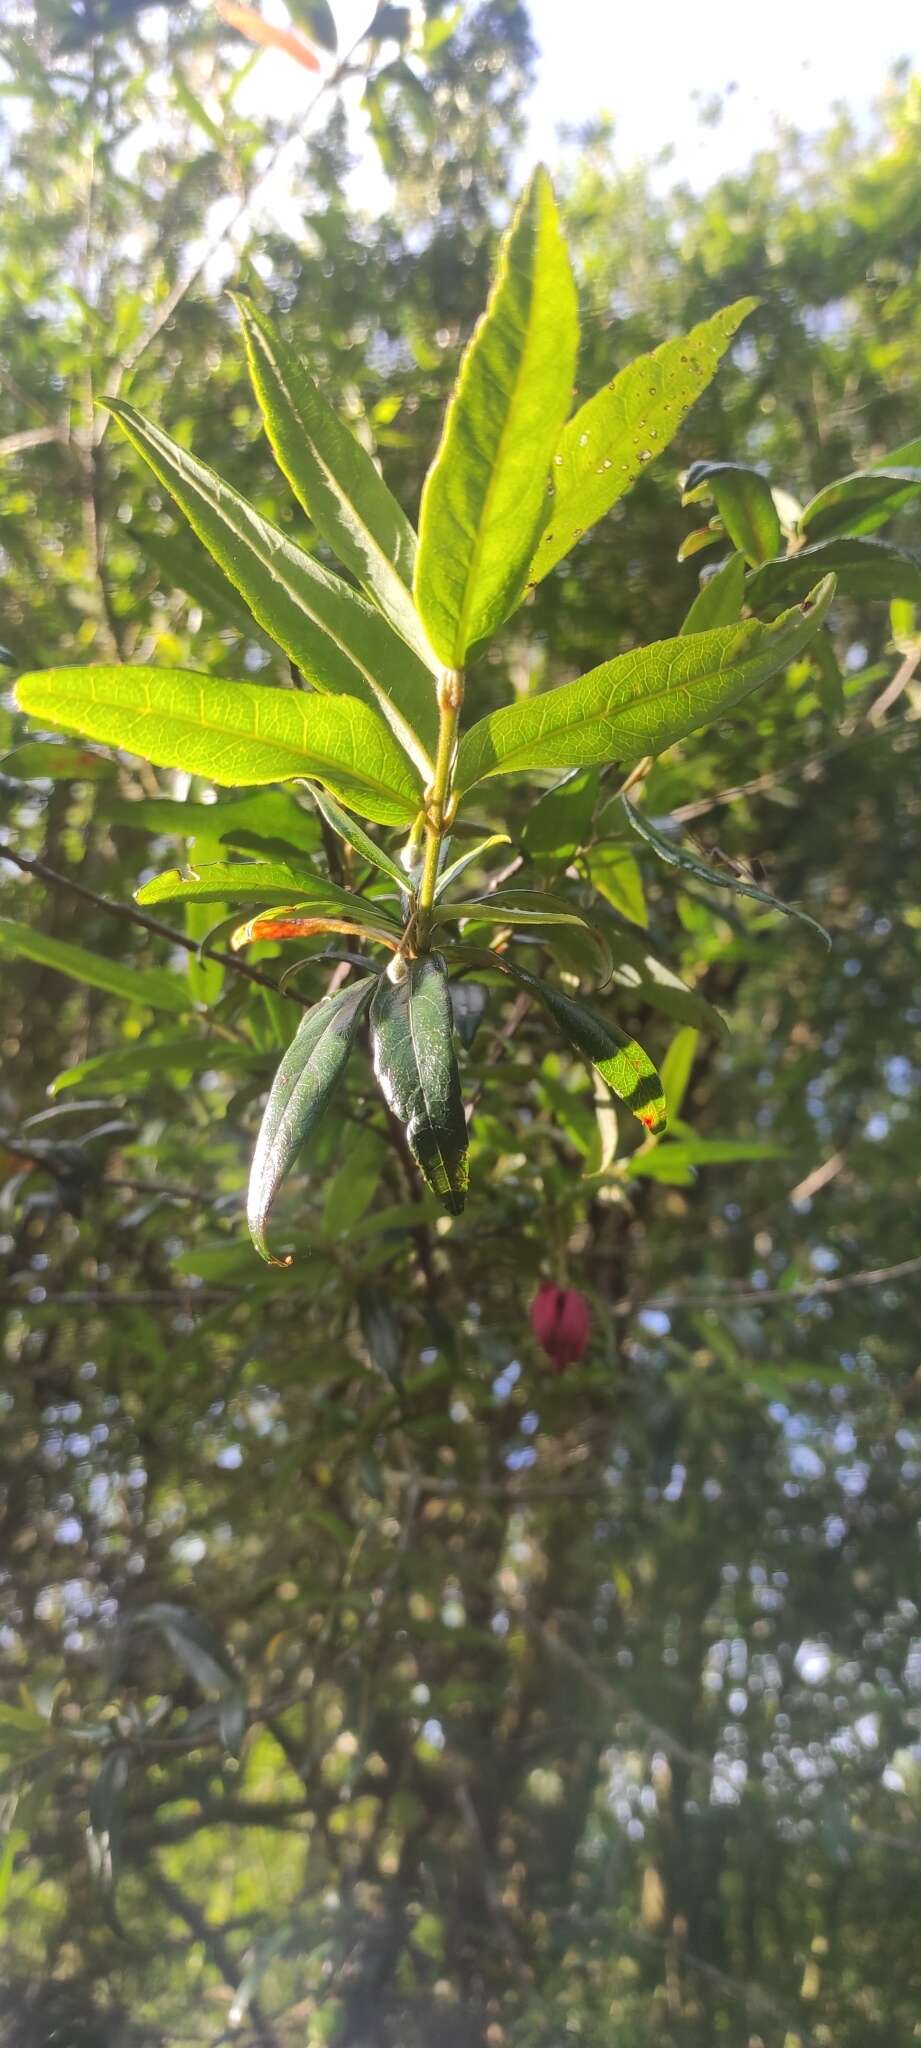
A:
415 167 578 662
455 579 835 791
234 296 433 668
528 299 757 587
103 400 437 771
16 665 422 826
746 536 921 607
135 859 400 928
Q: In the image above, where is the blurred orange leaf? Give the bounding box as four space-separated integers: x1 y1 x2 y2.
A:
215 0 322 72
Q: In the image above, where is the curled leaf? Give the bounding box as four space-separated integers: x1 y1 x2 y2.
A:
248 976 377 1263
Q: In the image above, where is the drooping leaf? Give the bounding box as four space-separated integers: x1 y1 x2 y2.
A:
798 452 921 542
15 666 422 826
746 536 921 608
135 859 400 928
310 785 409 891
434 833 511 899
622 796 830 945
248 975 377 1262
234 296 433 667
414 167 578 662
370 956 468 1211
682 460 781 565
680 551 746 633
0 918 190 1013
454 579 835 792
102 400 437 770
473 955 666 1134
528 299 757 587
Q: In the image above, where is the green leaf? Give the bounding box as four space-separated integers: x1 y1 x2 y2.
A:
455 579 835 792
121 1605 246 1751
627 1136 784 1177
746 537 921 608
370 956 468 1211
0 917 190 1012
435 888 613 978
102 399 437 772
248 976 377 1262
1 741 115 781
680 551 746 633
15 665 422 827
286 0 337 51
622 797 830 945
521 768 600 864
310 785 409 891
810 631 846 722
659 1028 699 1120
479 957 666 1134
528 299 757 587
234 297 433 668
584 845 647 928
603 929 727 1034
434 834 511 900
134 859 400 929
104 789 320 858
49 1035 267 1097
133 523 266 638
682 461 781 565
414 167 578 662
323 1126 386 1239
799 456 921 542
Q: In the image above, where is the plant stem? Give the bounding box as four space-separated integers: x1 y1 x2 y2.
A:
414 668 464 951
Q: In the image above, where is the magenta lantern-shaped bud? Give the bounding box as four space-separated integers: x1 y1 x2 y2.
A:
530 1282 591 1371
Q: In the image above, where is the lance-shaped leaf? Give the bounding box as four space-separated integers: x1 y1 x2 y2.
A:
434 833 511 899
434 887 613 980
455 578 834 793
528 299 757 588
0 917 189 1012
746 536 921 608
370 955 468 1212
414 167 578 663
799 443 921 542
622 797 830 945
682 460 781 565
522 767 601 864
458 951 666 1134
248 975 377 1262
234 296 434 669
102 399 437 772
135 859 401 928
15 665 422 826
681 551 746 633
603 927 727 1034
310 785 409 891
49 1035 268 1097
1 741 115 781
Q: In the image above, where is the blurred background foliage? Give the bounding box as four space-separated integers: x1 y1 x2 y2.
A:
1 3 921 2043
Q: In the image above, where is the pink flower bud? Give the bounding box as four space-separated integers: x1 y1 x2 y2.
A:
530 1282 591 1371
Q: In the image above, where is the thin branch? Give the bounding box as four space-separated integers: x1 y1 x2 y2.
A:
102 31 370 421
612 1252 921 1317
3 845 309 1004
669 708 916 824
